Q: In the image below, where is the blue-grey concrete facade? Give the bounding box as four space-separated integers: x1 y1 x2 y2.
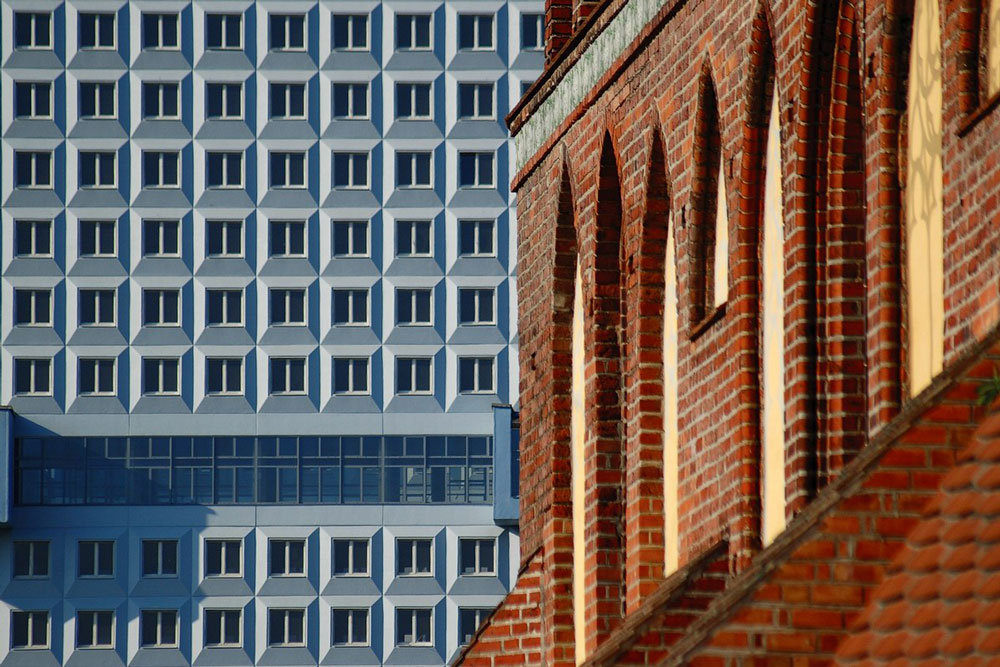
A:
0 1 539 663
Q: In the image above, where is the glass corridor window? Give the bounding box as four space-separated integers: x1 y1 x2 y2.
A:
333 15 368 50
80 13 115 49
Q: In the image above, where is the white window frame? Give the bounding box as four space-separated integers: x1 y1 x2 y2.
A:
143 82 180 120
79 12 116 50
459 220 496 257
332 14 368 51
268 539 306 577
15 151 53 189
204 609 241 648
78 540 114 578
270 82 307 120
396 152 432 188
13 541 49 579
270 357 307 396
396 82 432 120
78 358 116 396
143 13 179 50
270 14 306 52
14 289 52 327
332 82 368 119
396 288 432 326
268 608 306 647
14 221 52 257
459 151 495 189
270 289 307 326
396 220 432 257
205 221 243 258
459 538 496 576
79 289 116 327
79 82 116 120
143 220 181 257
204 539 242 577
142 358 180 396
459 608 490 645
459 288 495 325
459 357 495 394
270 221 307 257
206 289 244 326
206 359 243 396
142 289 180 327
458 14 495 51
13 359 51 396
458 82 494 120
206 13 242 50
15 12 52 49
141 539 178 577
332 289 368 326
521 13 544 50
80 220 117 257
76 611 114 649
395 608 432 647
332 220 369 257
332 152 368 189
333 357 370 395
271 152 307 189
206 82 243 120
143 151 180 189
15 82 52 119
331 608 369 647
140 610 178 648
332 539 369 577
396 14 431 51
80 151 116 188
11 611 49 649
206 152 243 189
397 538 433 577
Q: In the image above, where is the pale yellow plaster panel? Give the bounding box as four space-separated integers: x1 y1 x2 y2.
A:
714 155 730 307
906 0 945 397
571 260 587 664
989 0 1000 95
663 228 679 574
762 91 786 545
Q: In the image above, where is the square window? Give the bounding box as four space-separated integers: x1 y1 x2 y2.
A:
80 13 115 49
396 220 432 257
142 151 180 188
459 152 495 188
333 83 368 119
459 608 490 645
80 151 116 188
206 14 242 50
13 541 49 578
522 14 544 50
397 538 432 575
142 540 178 576
396 152 432 188
206 359 242 395
15 82 52 119
14 221 52 257
206 83 242 120
332 609 368 646
271 152 307 188
143 83 179 119
270 83 306 119
204 609 241 648
79 82 116 119
80 289 115 326
79 358 115 396
269 539 305 577
270 221 306 257
270 15 305 51
205 539 241 577
11 611 48 649
333 358 369 394
143 220 180 257
143 14 179 50
459 288 495 325
459 357 495 394
333 153 368 189
15 12 51 49
333 14 368 50
458 83 494 119
460 538 496 575
396 14 431 50
15 289 51 326
458 15 494 50
80 220 116 256
143 359 179 395
143 289 180 326
206 290 243 326
78 540 114 577
76 610 113 649
268 609 305 647
459 220 495 257
206 221 242 257
333 539 368 576
333 221 368 257
333 289 368 326
395 608 432 646
270 358 306 395
270 289 306 326
140 610 177 648
15 152 52 188
206 152 243 188
13 359 51 396
396 289 431 325
395 83 431 119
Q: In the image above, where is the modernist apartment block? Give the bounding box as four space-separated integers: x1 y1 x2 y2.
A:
0 0 539 664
